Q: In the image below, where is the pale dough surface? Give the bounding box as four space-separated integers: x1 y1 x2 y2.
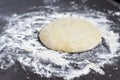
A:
39 17 101 53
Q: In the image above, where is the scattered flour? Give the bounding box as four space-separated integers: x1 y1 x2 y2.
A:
0 9 120 80
112 11 120 16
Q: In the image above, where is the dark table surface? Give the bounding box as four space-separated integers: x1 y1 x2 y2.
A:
0 0 120 80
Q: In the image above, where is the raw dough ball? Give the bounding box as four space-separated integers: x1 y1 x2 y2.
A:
39 17 101 53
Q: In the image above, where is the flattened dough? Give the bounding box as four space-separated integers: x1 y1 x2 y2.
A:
39 17 101 53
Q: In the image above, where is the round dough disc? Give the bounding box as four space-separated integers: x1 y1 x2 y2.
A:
39 17 101 53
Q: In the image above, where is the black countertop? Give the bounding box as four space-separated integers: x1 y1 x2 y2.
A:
0 0 120 80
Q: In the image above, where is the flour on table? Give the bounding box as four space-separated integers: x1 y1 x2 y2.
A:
112 11 120 16
0 9 120 80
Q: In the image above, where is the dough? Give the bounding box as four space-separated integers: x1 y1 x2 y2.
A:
39 17 101 53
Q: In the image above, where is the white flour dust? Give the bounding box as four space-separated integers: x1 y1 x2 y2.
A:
0 10 120 80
